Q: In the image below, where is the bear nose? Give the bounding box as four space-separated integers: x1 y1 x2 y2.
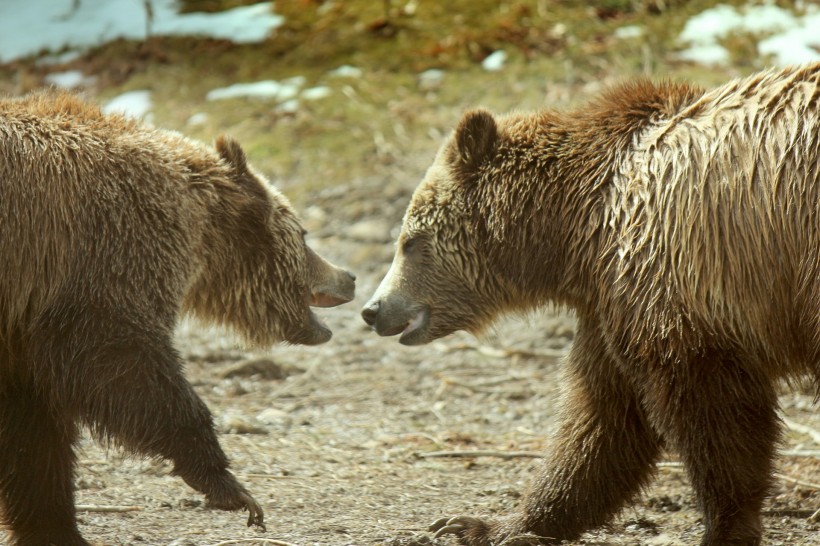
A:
346 270 357 282
361 300 380 326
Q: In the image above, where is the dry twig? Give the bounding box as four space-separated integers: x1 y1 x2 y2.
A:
210 538 297 546
775 473 820 491
783 417 820 444
781 449 820 458
434 342 567 360
75 504 140 513
418 450 544 459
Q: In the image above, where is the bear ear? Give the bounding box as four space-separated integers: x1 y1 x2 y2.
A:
452 108 498 170
215 135 248 173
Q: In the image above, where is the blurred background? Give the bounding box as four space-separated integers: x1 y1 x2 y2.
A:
3 0 819 220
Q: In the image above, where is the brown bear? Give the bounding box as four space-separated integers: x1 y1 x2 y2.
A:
0 90 355 546
362 63 820 546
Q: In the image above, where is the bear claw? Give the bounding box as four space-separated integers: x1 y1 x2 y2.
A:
429 515 491 543
240 493 266 531
430 516 545 545
430 515 480 538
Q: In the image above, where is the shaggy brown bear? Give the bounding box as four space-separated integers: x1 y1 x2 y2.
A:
0 90 355 546
362 63 820 545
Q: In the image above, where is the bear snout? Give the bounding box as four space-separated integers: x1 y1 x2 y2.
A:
306 248 356 308
361 297 431 344
361 300 380 326
310 269 356 308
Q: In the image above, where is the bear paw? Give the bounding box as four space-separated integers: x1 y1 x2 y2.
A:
430 515 544 545
206 489 266 531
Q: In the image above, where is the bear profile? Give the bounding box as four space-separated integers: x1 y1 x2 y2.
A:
363 63 820 545
0 90 355 546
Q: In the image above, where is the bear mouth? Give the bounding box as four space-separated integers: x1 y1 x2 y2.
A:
288 310 332 345
310 292 352 308
398 307 430 345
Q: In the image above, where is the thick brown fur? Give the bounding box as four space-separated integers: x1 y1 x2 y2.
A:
363 63 820 545
0 90 354 545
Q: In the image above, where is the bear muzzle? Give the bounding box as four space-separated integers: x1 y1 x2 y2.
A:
309 270 356 307
306 249 356 308
361 298 431 345
286 310 333 345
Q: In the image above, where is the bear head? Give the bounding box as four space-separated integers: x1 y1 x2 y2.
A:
185 136 355 346
362 109 528 345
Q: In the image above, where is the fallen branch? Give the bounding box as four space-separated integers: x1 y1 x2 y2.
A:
434 342 567 360
210 538 297 546
763 509 820 518
781 449 820 458
775 473 820 490
76 504 140 513
418 450 544 460
810 507 820 523
439 378 534 395
782 417 820 444
243 474 300 479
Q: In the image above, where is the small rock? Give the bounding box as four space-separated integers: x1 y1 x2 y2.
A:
418 68 445 91
220 357 299 380
166 539 198 546
178 498 202 509
257 407 293 428
218 413 268 434
481 50 507 71
328 65 363 78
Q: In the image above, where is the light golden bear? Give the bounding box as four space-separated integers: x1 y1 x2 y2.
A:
363 64 820 545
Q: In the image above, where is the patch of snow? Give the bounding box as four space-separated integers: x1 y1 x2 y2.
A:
677 44 731 66
678 3 820 66
153 3 283 44
301 86 332 100
276 99 300 113
102 90 152 120
206 77 305 102
187 112 209 126
481 50 507 72
418 68 445 90
614 25 645 39
0 0 284 64
44 70 94 88
758 11 820 66
679 4 744 45
328 65 363 78
36 50 84 67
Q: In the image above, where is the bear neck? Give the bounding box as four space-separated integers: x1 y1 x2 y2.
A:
480 80 704 314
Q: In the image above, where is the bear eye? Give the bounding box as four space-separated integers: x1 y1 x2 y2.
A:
401 236 422 254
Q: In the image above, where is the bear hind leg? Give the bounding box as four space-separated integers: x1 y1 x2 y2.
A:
646 350 777 546
0 378 88 546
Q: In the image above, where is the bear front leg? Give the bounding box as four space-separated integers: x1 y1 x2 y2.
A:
0 378 88 546
432 320 662 545
58 326 265 531
644 349 778 546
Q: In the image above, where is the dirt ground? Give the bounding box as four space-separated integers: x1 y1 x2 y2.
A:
1 2 819 544
1 169 817 546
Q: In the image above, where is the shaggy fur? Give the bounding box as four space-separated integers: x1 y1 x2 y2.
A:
363 63 820 545
0 90 355 545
